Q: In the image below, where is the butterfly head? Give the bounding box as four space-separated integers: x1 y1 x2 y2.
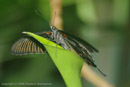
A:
50 26 58 31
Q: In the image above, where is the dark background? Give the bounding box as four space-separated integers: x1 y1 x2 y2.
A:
0 0 129 87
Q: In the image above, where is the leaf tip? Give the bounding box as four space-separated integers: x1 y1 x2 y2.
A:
22 31 28 34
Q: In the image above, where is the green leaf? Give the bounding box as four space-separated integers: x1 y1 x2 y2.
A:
23 32 83 87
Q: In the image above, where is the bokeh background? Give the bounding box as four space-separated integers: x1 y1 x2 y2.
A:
0 0 129 87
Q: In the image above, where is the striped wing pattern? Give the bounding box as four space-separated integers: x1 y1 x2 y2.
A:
11 38 45 55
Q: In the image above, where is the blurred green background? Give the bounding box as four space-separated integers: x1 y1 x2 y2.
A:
0 0 129 87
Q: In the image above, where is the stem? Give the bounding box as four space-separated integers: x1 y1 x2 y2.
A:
81 62 115 87
50 0 63 30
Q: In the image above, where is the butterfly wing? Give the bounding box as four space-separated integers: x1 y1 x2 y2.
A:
11 31 52 55
64 36 97 67
59 30 99 52
59 31 106 76
11 37 45 55
59 30 98 67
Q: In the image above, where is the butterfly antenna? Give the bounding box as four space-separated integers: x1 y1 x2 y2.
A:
35 10 50 22
51 11 56 26
97 67 107 76
35 10 44 19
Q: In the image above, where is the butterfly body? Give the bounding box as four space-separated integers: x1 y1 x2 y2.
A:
50 26 71 50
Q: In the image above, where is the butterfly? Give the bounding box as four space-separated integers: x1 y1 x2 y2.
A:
11 25 106 76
